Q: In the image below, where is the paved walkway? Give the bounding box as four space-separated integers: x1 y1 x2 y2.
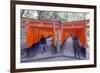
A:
21 37 88 63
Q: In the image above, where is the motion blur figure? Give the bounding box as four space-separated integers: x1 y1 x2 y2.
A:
73 37 81 59
39 35 47 54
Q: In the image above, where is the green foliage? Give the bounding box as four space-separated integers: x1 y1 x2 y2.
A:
21 10 89 22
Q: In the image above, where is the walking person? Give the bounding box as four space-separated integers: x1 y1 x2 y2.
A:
39 35 47 54
73 37 81 59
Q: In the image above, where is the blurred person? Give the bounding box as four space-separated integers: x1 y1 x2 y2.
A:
39 35 47 54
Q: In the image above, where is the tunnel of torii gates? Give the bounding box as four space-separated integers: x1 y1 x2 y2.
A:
22 18 89 49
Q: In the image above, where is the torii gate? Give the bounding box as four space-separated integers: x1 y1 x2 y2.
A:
23 19 89 48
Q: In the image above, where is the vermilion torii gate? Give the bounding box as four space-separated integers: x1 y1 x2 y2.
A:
23 19 89 48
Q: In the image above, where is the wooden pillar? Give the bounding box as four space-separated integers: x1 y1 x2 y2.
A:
53 22 56 46
83 26 87 48
33 27 39 44
26 23 33 48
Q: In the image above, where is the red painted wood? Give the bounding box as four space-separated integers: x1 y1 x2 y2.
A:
24 19 89 48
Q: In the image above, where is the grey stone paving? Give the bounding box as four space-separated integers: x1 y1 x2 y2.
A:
21 36 89 63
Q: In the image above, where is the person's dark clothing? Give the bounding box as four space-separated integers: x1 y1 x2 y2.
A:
39 36 47 53
40 37 46 44
73 37 80 58
80 46 86 57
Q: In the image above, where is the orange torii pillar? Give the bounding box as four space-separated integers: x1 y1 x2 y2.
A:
77 24 87 48
75 26 87 48
25 23 34 48
83 25 87 48
53 22 56 46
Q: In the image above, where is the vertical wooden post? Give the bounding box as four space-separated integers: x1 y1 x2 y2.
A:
26 23 33 48
83 25 87 48
53 22 56 46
